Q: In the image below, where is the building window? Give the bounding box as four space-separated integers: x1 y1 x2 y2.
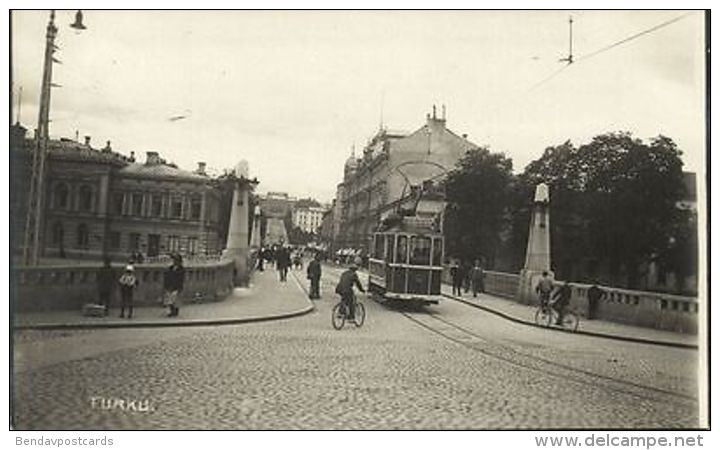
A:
76 224 89 247
190 198 202 220
55 183 69 209
151 195 163 217
51 222 64 245
168 235 181 253
129 233 141 251
171 198 183 219
187 237 198 255
79 185 93 212
132 193 144 216
108 231 121 250
112 193 124 215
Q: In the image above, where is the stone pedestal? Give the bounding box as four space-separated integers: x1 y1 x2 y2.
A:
250 205 262 248
221 161 257 286
518 183 554 304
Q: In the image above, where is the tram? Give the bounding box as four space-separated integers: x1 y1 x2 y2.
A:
368 214 444 305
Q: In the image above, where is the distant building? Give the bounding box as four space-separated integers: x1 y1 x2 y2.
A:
292 198 326 234
333 106 479 252
257 192 297 219
11 123 225 262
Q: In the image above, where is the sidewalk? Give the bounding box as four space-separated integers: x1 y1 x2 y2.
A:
439 283 698 349
13 269 314 330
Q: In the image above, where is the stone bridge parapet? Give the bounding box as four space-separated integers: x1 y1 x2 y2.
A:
12 260 235 313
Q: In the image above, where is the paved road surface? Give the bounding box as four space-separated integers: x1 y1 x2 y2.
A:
12 264 699 429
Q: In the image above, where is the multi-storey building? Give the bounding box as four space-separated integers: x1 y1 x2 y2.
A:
11 123 225 262
333 107 479 252
292 198 326 234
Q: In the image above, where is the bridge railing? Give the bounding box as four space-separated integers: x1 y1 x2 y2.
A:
12 260 235 313
442 266 697 334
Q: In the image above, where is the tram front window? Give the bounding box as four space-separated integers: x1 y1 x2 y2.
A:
385 235 395 262
374 234 384 259
396 235 408 264
409 236 431 265
432 238 443 266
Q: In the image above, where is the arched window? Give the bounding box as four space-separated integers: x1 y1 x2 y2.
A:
55 183 69 209
51 222 64 245
76 223 89 247
79 185 93 212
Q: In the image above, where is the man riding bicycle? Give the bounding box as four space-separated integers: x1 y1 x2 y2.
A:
335 263 365 321
536 271 554 308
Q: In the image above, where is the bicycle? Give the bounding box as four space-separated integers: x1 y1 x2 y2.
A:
534 300 579 331
331 294 366 330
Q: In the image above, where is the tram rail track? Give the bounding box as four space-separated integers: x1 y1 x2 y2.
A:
321 264 697 408
398 308 697 407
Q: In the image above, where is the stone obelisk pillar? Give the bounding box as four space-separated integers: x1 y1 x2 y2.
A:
222 161 256 286
517 183 554 304
250 205 262 248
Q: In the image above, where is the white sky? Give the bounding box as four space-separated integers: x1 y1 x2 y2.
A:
10 10 706 202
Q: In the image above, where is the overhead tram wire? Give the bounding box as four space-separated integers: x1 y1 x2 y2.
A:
525 12 693 94
574 12 693 64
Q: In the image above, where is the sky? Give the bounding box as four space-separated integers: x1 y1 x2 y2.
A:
10 10 706 203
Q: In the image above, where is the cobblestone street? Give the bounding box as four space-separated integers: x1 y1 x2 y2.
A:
12 265 700 430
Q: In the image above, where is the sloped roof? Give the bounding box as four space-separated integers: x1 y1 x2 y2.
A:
119 162 207 181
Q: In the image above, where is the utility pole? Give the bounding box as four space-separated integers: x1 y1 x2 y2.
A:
559 16 574 65
22 10 85 265
22 11 58 266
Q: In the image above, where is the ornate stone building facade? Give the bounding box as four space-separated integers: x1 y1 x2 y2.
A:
332 107 479 253
11 124 224 262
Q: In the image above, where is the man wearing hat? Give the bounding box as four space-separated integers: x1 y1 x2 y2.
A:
334 262 365 321
118 265 139 319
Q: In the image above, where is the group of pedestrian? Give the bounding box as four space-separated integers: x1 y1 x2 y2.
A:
535 271 606 325
95 254 185 319
449 258 486 298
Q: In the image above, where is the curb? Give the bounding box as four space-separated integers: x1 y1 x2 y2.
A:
14 277 316 332
442 294 698 350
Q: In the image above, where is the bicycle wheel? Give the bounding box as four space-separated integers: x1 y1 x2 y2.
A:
562 312 579 332
354 302 366 327
534 306 552 327
331 303 346 330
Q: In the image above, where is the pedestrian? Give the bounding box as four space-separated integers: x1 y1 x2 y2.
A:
450 259 463 296
334 262 365 321
552 281 572 325
586 282 606 320
257 247 265 271
307 253 322 299
163 254 185 317
536 271 554 308
118 265 139 319
461 259 472 294
470 259 485 297
97 256 116 316
275 243 291 282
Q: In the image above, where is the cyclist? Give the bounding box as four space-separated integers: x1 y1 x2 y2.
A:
552 281 572 326
535 271 554 309
334 262 365 321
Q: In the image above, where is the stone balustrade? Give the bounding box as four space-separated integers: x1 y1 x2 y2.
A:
441 266 697 334
12 260 235 313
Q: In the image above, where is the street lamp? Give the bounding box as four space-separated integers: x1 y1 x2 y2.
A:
22 10 86 266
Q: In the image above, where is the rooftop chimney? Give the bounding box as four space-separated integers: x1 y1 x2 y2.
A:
146 151 162 166
84 135 91 146
196 161 207 175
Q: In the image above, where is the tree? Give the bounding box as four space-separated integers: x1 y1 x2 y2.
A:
443 147 515 268
519 132 688 288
